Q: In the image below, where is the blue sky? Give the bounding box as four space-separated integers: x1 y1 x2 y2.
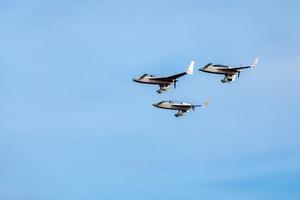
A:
1 0 300 199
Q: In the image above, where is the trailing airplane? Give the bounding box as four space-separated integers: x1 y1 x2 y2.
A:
133 61 195 93
152 98 210 117
199 58 259 83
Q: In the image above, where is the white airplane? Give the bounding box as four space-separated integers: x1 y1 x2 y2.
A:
153 98 210 117
133 61 195 93
199 58 259 83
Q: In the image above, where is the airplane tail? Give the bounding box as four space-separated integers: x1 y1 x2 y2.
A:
202 97 211 108
186 61 195 75
251 57 259 68
192 98 211 109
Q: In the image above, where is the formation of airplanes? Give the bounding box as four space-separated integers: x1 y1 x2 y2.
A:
133 58 259 117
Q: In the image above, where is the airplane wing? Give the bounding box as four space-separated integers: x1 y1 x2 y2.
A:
171 103 193 109
150 72 187 81
218 66 251 73
172 103 191 107
149 61 195 81
219 58 259 72
229 66 252 70
175 98 210 108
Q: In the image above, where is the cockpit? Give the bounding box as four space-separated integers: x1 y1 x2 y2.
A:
139 74 148 79
157 100 174 105
213 64 229 68
139 74 156 79
157 101 166 105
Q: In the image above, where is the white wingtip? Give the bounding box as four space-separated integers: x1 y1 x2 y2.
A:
186 61 195 75
203 97 211 108
251 57 259 68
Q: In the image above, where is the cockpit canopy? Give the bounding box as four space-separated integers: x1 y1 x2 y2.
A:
139 74 148 79
139 74 156 79
157 100 175 105
213 64 229 68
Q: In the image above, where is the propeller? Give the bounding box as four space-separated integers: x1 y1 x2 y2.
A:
173 80 178 89
192 105 202 111
238 71 240 78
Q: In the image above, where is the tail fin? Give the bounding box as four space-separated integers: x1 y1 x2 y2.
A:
186 61 195 75
202 97 211 108
251 57 259 68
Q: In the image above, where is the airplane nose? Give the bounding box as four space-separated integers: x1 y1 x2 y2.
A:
152 103 158 107
132 78 138 82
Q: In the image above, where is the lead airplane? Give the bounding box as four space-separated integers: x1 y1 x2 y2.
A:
133 61 194 93
153 98 210 117
199 58 259 83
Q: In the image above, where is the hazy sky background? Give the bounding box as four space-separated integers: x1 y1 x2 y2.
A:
1 0 300 199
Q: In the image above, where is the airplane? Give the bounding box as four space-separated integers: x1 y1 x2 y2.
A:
152 98 210 117
199 58 259 83
133 61 195 93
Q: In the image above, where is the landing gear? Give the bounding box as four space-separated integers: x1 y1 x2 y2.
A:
175 110 187 117
157 84 171 93
221 74 236 83
157 89 163 94
221 79 228 83
157 88 168 94
175 113 182 117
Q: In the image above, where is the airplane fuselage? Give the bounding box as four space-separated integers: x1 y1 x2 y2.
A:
152 101 191 111
152 99 208 117
199 65 238 75
133 76 173 85
133 75 175 93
